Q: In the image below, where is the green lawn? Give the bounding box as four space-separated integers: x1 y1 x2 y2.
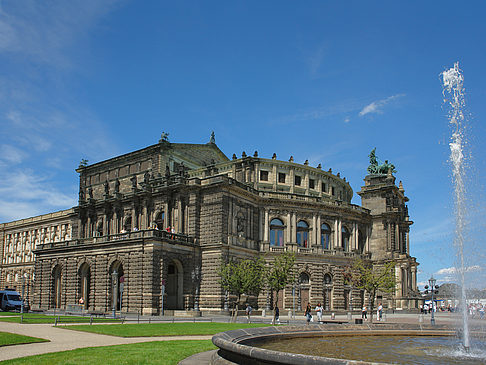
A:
65 322 270 337
0 313 119 324
0 340 216 364
0 331 48 347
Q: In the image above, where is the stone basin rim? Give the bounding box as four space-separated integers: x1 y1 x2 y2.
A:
211 324 461 365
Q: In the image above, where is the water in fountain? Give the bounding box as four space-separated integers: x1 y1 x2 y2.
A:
441 62 470 350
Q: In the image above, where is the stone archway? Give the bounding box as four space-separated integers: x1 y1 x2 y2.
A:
52 265 62 309
109 261 124 311
166 260 183 309
78 262 90 309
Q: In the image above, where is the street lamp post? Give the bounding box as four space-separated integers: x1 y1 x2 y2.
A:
112 270 118 319
424 276 439 325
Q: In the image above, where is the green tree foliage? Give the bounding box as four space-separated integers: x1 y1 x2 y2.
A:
352 259 395 322
267 252 296 323
218 257 265 321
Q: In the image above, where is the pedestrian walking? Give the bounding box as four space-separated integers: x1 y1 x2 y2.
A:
362 305 367 320
245 303 253 323
315 303 323 323
305 303 312 324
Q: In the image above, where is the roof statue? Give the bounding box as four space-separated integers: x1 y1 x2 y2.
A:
159 132 170 143
209 131 215 144
367 148 397 175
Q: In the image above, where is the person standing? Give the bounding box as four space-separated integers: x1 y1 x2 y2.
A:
362 305 367 320
315 303 323 323
377 302 383 321
274 305 280 324
245 303 253 323
305 303 312 324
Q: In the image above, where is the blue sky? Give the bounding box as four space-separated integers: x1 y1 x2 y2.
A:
1 1 485 289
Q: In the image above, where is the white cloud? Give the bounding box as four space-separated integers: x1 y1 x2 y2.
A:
0 169 76 222
359 94 405 117
344 117 350 123
0 144 26 164
436 265 482 275
0 0 121 68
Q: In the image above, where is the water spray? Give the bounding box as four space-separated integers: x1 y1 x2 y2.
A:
441 62 470 351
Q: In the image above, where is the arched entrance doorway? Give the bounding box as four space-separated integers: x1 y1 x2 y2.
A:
52 265 62 308
298 272 310 310
109 261 124 311
78 263 90 309
166 260 183 309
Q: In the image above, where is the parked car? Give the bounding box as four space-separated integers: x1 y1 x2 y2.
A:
0 289 29 312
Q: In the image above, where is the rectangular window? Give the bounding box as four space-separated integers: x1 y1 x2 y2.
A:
332 186 335 196
321 182 326 193
295 175 301 186
309 179 315 189
260 170 269 181
278 173 286 183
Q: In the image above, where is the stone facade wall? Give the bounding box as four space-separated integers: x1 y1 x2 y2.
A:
1 141 419 314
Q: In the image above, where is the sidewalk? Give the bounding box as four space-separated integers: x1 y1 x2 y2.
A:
0 321 211 362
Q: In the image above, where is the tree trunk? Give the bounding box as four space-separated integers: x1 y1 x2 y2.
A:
272 290 279 325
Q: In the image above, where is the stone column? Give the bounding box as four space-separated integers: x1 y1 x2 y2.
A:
395 223 400 252
316 216 321 248
263 209 269 242
177 199 182 233
337 219 342 248
289 168 294 194
352 222 357 251
406 230 410 254
366 226 370 253
131 206 137 230
291 213 297 243
312 214 316 246
334 219 338 248
142 205 148 230
163 202 169 229
286 212 291 243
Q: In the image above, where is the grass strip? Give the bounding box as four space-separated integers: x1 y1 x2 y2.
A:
65 322 270 337
0 314 119 324
0 339 216 364
0 331 48 347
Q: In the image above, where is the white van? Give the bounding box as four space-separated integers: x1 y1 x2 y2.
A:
0 289 28 312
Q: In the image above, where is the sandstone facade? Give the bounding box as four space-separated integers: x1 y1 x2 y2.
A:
0 135 419 314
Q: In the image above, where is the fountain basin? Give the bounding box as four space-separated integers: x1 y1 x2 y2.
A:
211 323 477 364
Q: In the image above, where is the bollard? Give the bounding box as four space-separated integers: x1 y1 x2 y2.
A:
331 312 335 320
20 315 23 324
137 314 140 324
90 316 93 325
149 317 151 324
54 317 58 326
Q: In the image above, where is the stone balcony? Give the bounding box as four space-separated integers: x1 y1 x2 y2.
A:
36 229 195 250
260 242 371 259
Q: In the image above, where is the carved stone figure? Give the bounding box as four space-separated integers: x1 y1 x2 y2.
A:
104 180 109 195
131 175 137 189
114 178 120 193
367 148 397 175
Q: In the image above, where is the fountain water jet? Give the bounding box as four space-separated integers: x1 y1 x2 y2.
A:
441 62 470 351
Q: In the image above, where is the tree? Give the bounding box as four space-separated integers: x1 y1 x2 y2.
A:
351 259 395 323
218 257 265 321
267 251 296 324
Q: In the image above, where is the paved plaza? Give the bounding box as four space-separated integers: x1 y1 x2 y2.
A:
0 312 467 363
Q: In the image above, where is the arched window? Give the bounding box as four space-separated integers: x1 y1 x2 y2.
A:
299 272 310 285
297 220 309 247
323 273 332 285
341 226 350 251
270 218 284 246
154 211 165 230
321 223 331 250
